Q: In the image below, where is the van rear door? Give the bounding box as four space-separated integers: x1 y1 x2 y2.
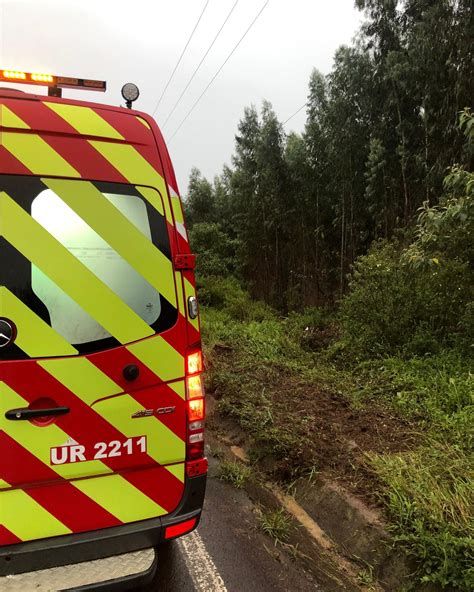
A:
0 175 186 545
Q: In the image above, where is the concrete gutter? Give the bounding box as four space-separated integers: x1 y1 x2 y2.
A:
207 402 420 592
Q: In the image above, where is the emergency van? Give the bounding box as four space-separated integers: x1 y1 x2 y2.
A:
0 70 206 590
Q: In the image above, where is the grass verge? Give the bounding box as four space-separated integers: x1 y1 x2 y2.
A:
216 460 252 489
259 509 292 545
201 277 473 590
369 443 473 590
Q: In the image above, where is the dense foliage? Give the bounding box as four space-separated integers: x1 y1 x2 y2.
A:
341 164 473 356
184 0 472 313
186 3 473 588
201 279 473 591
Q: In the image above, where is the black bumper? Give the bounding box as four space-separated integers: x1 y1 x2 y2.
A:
0 473 207 578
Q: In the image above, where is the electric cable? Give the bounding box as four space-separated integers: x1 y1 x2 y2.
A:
162 0 239 129
0 1 4 67
282 102 307 125
152 0 209 116
168 0 270 142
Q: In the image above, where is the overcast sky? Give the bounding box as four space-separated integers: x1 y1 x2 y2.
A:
0 0 363 193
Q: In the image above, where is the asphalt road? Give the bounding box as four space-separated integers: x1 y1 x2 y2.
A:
150 458 320 592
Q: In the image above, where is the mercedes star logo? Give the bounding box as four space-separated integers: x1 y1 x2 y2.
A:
0 319 15 348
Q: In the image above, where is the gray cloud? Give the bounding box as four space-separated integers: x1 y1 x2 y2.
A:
0 0 362 193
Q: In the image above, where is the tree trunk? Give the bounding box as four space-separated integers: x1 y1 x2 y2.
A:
393 85 410 221
349 151 355 264
340 192 345 298
423 101 430 203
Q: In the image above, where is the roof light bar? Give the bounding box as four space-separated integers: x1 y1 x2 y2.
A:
0 69 106 92
3 70 26 80
31 73 54 83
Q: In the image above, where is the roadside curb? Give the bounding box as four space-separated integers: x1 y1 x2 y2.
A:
207 402 418 592
291 476 413 591
206 430 373 592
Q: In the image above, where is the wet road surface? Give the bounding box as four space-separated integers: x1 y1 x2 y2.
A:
151 458 320 592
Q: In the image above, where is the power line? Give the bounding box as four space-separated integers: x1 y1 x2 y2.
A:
168 0 270 142
152 0 209 116
282 102 307 125
0 1 4 67
162 0 239 129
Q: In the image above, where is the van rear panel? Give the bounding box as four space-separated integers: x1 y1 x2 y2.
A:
0 94 201 549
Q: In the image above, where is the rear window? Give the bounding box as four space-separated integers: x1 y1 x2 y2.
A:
0 176 177 359
32 190 161 344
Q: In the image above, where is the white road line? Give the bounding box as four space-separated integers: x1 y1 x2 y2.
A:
177 530 227 592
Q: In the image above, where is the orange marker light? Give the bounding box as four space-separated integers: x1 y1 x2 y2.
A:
0 69 105 92
3 70 26 79
187 351 203 375
187 375 203 399
185 348 205 461
31 73 53 82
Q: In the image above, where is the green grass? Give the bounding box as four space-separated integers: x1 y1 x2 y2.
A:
369 443 473 590
216 460 252 489
259 509 292 544
200 277 473 590
348 353 474 590
357 565 375 586
349 353 472 419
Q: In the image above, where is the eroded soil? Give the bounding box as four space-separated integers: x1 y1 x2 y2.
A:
208 350 419 506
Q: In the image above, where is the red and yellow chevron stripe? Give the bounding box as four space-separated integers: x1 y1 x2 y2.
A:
0 93 200 545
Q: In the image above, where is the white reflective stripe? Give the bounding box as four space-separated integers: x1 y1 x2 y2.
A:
0 549 155 591
166 185 188 241
176 221 188 241
168 184 179 198
178 530 227 591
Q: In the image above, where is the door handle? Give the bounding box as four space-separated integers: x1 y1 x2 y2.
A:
5 407 70 421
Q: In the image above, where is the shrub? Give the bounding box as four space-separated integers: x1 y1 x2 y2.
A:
188 222 241 278
197 275 243 308
341 164 473 357
197 276 274 322
340 241 421 355
341 242 472 357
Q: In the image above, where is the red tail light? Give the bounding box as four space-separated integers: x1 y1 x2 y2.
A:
186 458 208 478
185 348 206 465
164 517 197 540
188 398 204 422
